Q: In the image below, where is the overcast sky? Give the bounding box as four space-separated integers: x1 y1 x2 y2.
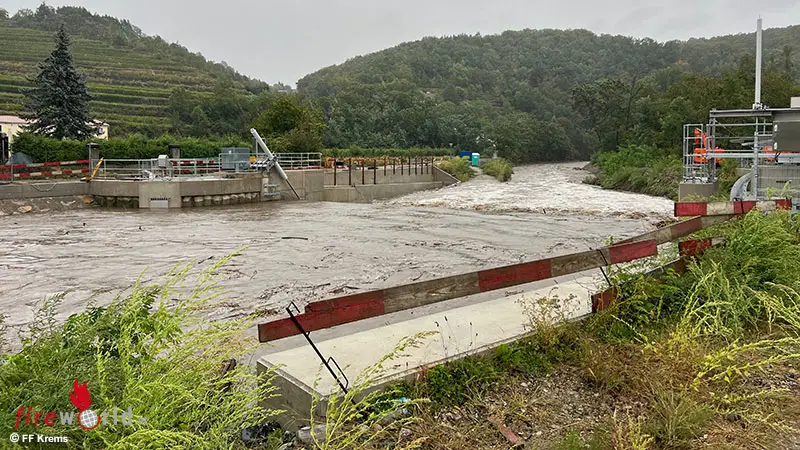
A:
4 0 800 85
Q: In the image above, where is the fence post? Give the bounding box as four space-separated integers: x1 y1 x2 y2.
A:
373 158 377 184
361 159 365 185
334 159 337 186
384 156 387 176
348 158 352 186
401 157 403 175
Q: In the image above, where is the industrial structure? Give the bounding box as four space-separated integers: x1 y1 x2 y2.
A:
680 19 800 204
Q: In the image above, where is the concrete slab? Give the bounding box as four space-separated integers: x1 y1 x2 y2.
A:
257 270 603 429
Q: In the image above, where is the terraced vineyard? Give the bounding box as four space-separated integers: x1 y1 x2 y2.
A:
0 23 257 136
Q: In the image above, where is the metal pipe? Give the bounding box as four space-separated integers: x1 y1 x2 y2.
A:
755 17 763 108
249 128 300 199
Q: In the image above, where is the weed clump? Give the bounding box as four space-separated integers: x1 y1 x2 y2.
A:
0 257 279 449
481 158 514 182
436 157 475 182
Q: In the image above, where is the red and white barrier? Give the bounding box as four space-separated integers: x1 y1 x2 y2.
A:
0 159 90 170
170 160 218 166
678 237 727 257
258 206 745 341
258 239 658 341
674 199 791 217
0 169 90 179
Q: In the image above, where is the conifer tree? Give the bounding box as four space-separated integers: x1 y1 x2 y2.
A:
23 24 92 139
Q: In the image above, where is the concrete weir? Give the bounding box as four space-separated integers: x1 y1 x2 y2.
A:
0 165 458 209
256 270 602 430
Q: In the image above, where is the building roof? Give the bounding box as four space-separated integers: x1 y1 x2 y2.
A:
0 115 30 125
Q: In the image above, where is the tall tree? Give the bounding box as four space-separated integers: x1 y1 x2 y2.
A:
23 24 92 140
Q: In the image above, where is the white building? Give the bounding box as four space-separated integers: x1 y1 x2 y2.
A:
0 115 109 143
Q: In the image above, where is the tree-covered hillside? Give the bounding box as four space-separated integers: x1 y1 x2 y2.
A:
298 27 800 161
0 4 268 136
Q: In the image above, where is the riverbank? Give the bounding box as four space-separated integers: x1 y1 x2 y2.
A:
583 146 682 200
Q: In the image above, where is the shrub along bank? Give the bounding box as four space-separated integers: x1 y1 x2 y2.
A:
588 145 682 199
481 158 514 182
436 157 476 182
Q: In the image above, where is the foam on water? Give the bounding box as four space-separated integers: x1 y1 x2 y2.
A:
388 162 673 220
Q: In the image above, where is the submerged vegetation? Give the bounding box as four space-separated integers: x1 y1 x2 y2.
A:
481 158 514 182
436 157 476 182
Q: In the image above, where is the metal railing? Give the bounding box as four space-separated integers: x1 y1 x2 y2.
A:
273 153 323 170
97 158 221 180
327 156 441 186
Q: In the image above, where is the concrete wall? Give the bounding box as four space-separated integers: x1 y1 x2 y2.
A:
139 181 181 208
0 181 88 199
89 174 263 209
757 166 800 197
679 182 718 200
323 182 444 203
3 167 452 208
270 169 326 201
432 166 460 186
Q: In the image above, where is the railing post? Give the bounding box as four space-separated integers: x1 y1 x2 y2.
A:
384 156 387 176
373 158 377 184
361 159 365 185
333 158 337 186
348 158 352 186
401 157 403 175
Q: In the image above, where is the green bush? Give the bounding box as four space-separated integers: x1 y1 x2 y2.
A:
11 132 251 162
482 158 514 182
0 258 280 449
436 157 476 182
590 145 681 199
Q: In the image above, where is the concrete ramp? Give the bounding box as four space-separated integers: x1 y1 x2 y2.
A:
257 271 601 429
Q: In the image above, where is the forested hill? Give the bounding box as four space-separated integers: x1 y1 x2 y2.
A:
298 26 800 161
0 4 269 136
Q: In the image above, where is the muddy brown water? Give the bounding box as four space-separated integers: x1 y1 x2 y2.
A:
1 163 672 344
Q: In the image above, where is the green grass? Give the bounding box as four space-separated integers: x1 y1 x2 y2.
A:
481 158 514 182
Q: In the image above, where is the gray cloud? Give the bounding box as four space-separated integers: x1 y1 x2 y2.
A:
4 0 800 85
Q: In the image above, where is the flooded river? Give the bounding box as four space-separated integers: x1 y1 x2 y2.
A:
1 162 672 342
